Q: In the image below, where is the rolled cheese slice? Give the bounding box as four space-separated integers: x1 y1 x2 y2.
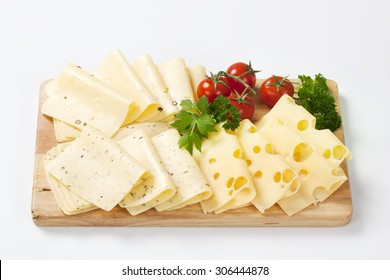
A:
193 124 256 214
117 129 176 215
132 54 179 121
42 64 136 137
93 49 160 122
187 65 206 98
46 126 150 211
152 129 212 211
257 94 352 166
111 121 170 141
234 119 301 213
158 58 195 107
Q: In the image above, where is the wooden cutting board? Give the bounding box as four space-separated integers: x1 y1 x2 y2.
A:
32 79 352 226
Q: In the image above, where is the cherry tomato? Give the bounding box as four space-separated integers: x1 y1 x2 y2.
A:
226 62 257 93
197 76 231 103
260 76 294 107
229 95 255 120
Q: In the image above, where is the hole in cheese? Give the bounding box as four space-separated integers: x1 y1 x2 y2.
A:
282 169 295 183
271 119 284 128
228 190 233 196
234 177 248 190
293 143 313 162
265 144 273 154
214 172 220 180
297 120 309 131
209 158 216 164
247 126 257 133
253 146 261 154
333 145 347 160
286 97 294 104
289 179 300 193
323 149 331 159
226 177 234 188
246 160 252 167
331 168 343 176
299 169 308 178
233 149 242 158
254 170 262 179
274 172 281 183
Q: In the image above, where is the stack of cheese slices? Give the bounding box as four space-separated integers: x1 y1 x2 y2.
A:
42 50 352 216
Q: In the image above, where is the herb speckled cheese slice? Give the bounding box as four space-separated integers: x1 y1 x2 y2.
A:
193 124 256 214
152 129 212 211
234 119 301 213
117 129 176 215
46 126 150 211
112 122 170 141
41 64 135 137
93 49 160 123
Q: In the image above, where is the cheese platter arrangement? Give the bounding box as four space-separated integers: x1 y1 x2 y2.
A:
32 50 352 226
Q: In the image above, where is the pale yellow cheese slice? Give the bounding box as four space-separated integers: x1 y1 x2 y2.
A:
259 117 348 215
151 129 212 211
93 49 160 122
158 58 195 107
46 126 149 211
187 65 206 99
111 122 170 141
193 124 256 214
41 64 135 137
257 94 352 166
234 119 301 213
53 119 80 142
117 129 176 215
132 54 179 121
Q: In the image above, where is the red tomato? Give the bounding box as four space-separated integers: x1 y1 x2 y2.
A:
260 76 294 107
197 76 231 103
229 95 255 120
226 62 257 93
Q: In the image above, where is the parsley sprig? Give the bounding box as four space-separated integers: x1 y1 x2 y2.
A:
171 96 241 154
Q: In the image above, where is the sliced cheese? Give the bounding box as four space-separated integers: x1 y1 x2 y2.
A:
257 94 352 166
151 129 212 211
158 58 195 107
93 49 160 122
234 119 301 213
112 121 170 141
46 126 149 211
53 119 80 142
117 129 176 215
132 54 179 121
44 79 58 97
41 64 135 137
193 124 256 214
187 65 206 98
259 117 348 215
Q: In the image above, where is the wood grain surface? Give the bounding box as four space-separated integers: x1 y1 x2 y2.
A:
32 79 352 226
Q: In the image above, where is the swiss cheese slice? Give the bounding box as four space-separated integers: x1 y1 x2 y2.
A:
112 122 170 141
46 126 149 211
93 49 160 122
132 54 179 121
187 65 206 98
257 94 352 166
151 129 212 211
158 58 195 107
117 129 176 215
193 124 256 214
258 117 348 215
234 119 301 213
41 64 135 137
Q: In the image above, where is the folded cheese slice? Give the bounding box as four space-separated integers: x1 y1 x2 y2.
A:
93 49 160 122
187 65 206 98
132 54 179 121
53 119 80 142
151 129 212 211
257 94 352 166
158 58 195 107
193 124 256 214
46 126 149 211
259 117 348 215
117 129 176 215
112 122 170 141
41 64 135 137
234 119 301 213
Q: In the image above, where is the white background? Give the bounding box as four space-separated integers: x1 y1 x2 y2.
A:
1 0 389 259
